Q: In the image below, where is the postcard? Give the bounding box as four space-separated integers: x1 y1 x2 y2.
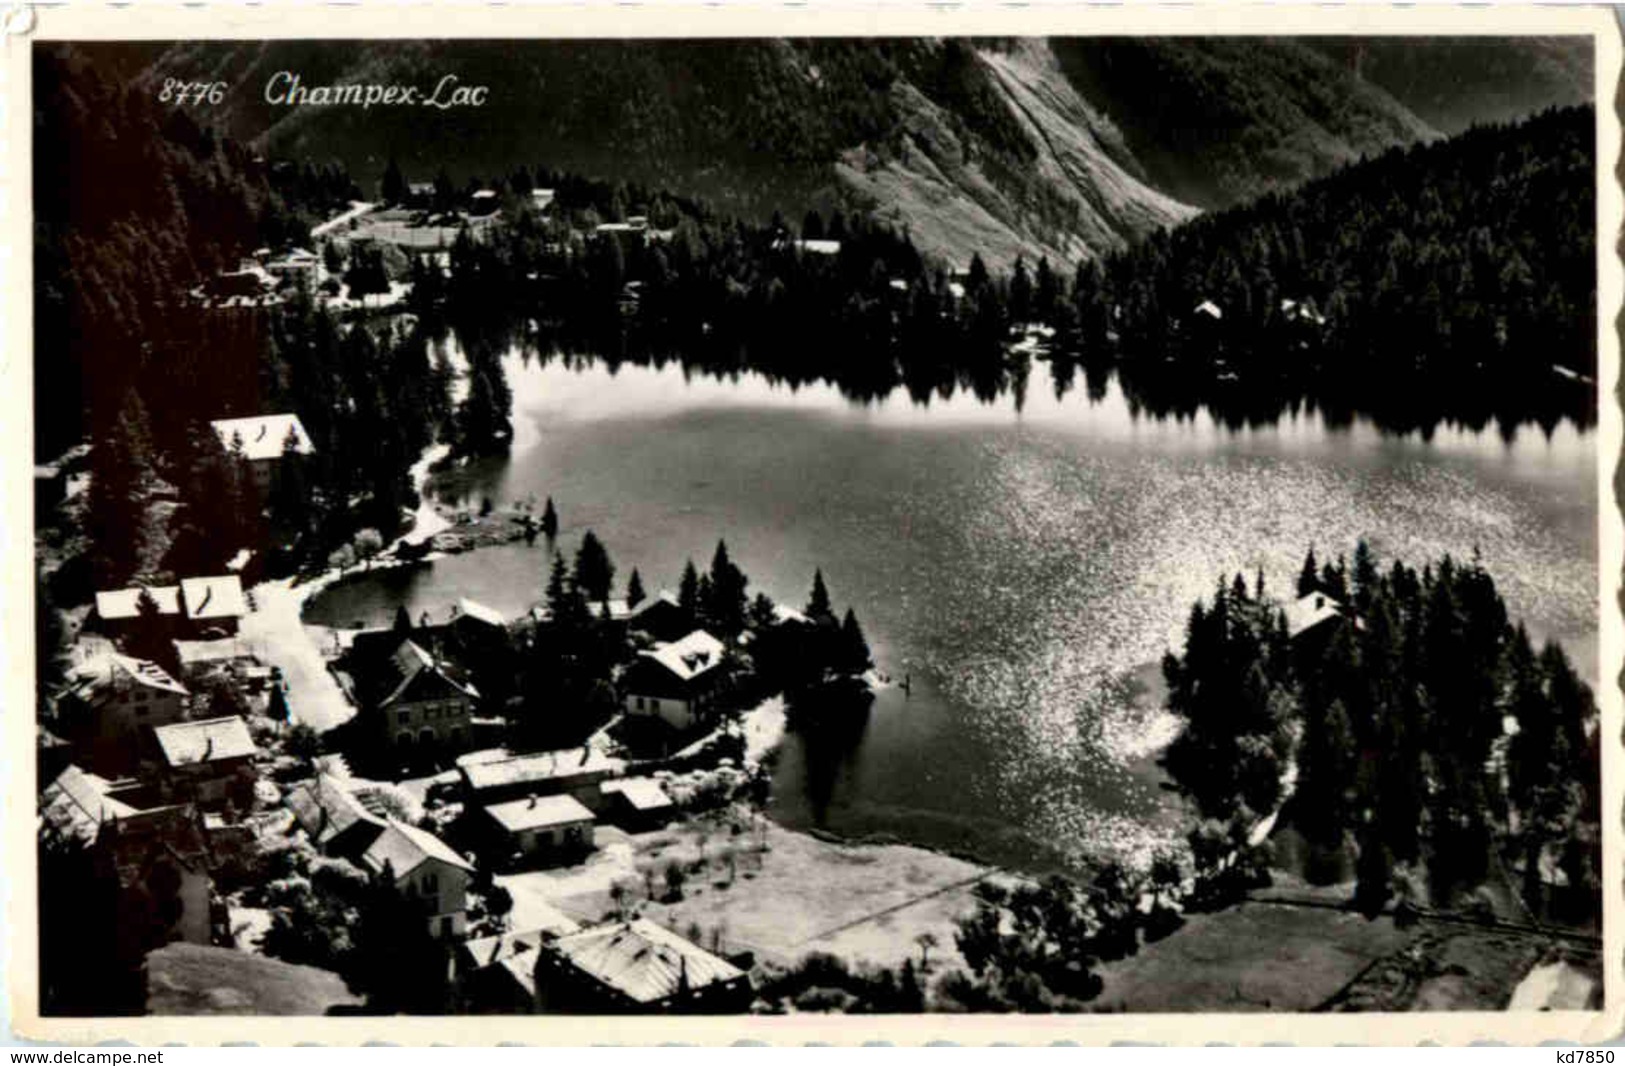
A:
7 2 1621 1046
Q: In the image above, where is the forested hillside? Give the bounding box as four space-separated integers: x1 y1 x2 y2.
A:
1309 37 1592 136
35 45 448 593
1162 545 1599 925
1073 104 1596 434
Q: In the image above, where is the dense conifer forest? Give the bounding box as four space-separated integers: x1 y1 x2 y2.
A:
1161 545 1599 925
428 105 1596 438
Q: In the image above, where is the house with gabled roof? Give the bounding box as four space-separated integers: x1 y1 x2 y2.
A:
360 819 476 939
357 637 480 764
626 592 690 643
482 793 596 869
286 774 386 860
58 653 190 774
211 414 316 490
97 575 248 638
532 918 751 1014
619 630 728 732
149 715 258 809
39 764 219 947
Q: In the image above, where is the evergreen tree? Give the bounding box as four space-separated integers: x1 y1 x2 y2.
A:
806 569 834 623
541 496 559 538
707 539 748 635
1297 547 1319 597
573 530 615 602
839 608 873 676
393 605 413 634
626 568 646 610
678 559 701 620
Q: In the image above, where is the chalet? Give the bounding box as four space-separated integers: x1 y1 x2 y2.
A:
41 766 219 946
357 637 479 762
210 261 276 299
459 747 624 809
601 777 676 831
95 585 183 633
530 189 556 214
59 654 190 775
482 793 596 868
360 820 475 939
532 918 752 1014
210 414 316 490
40 764 174 848
149 715 258 809
626 592 690 643
456 916 579 1013
264 247 320 280
469 189 500 217
452 598 510 649
180 576 248 637
620 630 728 732
287 774 386 860
1194 299 1223 321
96 575 247 638
1284 590 1356 651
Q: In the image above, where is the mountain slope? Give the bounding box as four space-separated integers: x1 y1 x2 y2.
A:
1309 37 1593 135
127 36 1591 268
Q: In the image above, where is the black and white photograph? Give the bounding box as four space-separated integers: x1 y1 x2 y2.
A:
11 5 1620 1042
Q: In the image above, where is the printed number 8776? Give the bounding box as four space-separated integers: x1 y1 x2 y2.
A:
158 79 227 105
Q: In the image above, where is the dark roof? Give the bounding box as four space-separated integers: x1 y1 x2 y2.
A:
353 636 479 709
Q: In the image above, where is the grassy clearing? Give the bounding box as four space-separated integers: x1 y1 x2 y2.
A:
517 816 988 972
1092 901 1411 1012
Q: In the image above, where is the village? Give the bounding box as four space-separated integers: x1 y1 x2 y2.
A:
35 166 1601 1020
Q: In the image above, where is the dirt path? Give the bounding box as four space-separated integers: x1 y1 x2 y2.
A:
243 442 453 734
793 869 991 948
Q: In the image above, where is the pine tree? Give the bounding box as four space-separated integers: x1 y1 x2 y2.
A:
806 569 834 623
626 568 646 610
545 552 570 617
707 539 748 635
573 530 615 602
1297 547 1319 597
393 605 413 634
541 496 559 538
678 559 701 621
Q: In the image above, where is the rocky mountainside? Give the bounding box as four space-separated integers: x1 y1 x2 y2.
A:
130 36 1591 269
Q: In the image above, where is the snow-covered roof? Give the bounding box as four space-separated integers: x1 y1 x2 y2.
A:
643 630 726 683
485 793 596 834
96 586 182 620
457 598 506 627
601 777 673 812
211 414 316 462
153 715 257 767
1194 299 1223 320
796 239 841 255
462 748 624 793
1283 592 1344 639
181 575 247 621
